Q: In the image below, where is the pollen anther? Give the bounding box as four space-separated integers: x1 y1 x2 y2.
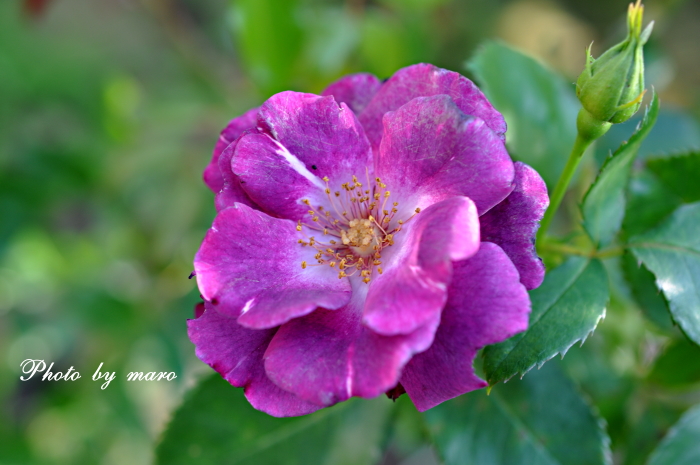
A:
297 173 412 284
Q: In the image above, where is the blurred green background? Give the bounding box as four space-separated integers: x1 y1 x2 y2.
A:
1 0 699 464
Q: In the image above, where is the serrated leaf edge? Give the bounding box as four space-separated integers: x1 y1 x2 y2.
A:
581 92 660 245
590 93 658 180
488 259 610 385
502 307 607 384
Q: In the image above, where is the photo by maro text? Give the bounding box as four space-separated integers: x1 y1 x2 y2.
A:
19 359 177 390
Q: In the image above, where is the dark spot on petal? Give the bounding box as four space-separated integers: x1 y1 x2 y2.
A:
311 165 318 170
385 383 406 401
211 298 219 305
194 302 205 319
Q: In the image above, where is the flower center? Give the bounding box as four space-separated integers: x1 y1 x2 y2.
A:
298 173 420 284
341 218 379 256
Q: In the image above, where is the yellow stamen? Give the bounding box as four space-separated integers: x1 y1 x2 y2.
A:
295 173 414 283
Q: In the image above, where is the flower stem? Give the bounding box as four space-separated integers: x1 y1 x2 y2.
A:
538 242 590 257
539 241 625 259
594 246 625 259
536 133 593 244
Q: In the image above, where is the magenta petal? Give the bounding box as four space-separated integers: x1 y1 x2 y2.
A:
204 108 258 194
214 137 259 212
231 132 327 221
363 196 480 336
376 95 514 215
258 91 373 182
480 162 549 290
322 73 382 115
188 304 321 417
400 242 530 411
194 203 351 329
264 289 440 407
360 63 507 150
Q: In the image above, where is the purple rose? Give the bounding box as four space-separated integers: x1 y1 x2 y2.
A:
189 64 549 417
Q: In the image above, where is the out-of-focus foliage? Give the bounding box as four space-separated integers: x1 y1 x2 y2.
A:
425 361 611 465
2 0 700 464
647 404 700 465
155 374 392 465
467 41 579 188
647 152 700 202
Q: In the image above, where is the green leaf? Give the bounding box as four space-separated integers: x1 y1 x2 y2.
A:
647 404 700 465
623 401 684 465
228 0 304 95
467 41 579 188
623 169 682 238
359 11 412 78
483 257 609 385
155 374 392 465
647 152 700 203
581 93 660 247
629 202 700 345
595 108 700 166
380 396 437 463
621 252 674 331
648 338 700 388
425 361 611 465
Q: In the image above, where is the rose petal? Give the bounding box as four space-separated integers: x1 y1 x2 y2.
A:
400 242 530 411
480 162 549 290
322 73 382 114
264 286 440 407
258 91 373 183
204 108 258 194
188 304 321 417
363 196 480 336
375 95 514 215
360 63 507 150
214 135 259 212
194 203 351 328
232 132 328 221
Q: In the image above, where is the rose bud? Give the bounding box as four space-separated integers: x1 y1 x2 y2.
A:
575 0 653 139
